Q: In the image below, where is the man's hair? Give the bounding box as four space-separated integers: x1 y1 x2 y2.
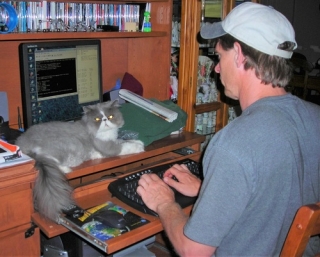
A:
218 34 293 88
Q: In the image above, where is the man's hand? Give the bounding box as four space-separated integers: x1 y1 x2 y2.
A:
163 164 201 197
137 173 175 213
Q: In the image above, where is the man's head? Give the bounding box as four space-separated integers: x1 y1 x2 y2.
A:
201 2 297 59
200 3 297 88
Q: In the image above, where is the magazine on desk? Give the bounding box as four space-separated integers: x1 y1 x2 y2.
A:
58 201 149 252
119 89 178 122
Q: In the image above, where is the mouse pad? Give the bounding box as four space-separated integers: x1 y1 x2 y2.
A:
64 201 149 241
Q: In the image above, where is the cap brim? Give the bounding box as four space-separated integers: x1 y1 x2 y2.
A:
200 22 226 40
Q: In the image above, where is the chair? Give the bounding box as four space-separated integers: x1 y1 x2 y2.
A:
280 202 320 257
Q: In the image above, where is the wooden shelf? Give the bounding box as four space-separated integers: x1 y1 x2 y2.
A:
2 0 173 126
105 0 166 1
0 31 167 41
66 131 205 180
194 102 222 114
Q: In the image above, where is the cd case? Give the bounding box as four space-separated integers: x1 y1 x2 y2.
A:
58 201 149 252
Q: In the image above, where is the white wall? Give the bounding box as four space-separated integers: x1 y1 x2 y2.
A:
260 0 320 65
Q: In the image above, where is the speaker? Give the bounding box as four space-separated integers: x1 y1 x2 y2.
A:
0 92 9 123
0 92 22 143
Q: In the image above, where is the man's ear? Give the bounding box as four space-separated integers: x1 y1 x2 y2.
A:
233 42 246 68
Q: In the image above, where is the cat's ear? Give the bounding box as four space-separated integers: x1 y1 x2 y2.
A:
110 99 120 107
82 105 94 113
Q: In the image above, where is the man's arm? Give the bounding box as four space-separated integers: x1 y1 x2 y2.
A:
137 174 216 256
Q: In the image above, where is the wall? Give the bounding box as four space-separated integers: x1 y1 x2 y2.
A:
261 0 320 65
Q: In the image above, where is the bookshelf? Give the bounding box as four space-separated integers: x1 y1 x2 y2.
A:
0 161 40 256
1 0 172 130
0 1 172 253
177 0 260 147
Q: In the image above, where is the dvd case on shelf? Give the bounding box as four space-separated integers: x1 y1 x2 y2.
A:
6 1 141 32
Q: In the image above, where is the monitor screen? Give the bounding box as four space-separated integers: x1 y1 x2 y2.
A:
19 39 102 130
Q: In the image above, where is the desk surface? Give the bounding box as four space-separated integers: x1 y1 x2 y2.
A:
33 181 194 254
32 131 204 254
66 131 205 180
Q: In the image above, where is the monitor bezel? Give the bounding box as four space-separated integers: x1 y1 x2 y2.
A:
19 39 103 130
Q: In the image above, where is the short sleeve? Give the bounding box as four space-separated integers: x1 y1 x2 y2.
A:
184 145 254 247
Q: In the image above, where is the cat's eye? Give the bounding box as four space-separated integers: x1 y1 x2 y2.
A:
108 115 113 120
94 118 101 122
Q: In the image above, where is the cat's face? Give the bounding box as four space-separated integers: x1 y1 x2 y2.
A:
82 100 124 136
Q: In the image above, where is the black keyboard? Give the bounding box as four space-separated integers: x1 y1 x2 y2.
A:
108 159 201 216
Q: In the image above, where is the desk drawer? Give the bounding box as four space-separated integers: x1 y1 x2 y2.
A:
0 187 33 231
0 224 40 257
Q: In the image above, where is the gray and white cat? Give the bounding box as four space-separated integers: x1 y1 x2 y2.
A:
16 100 144 222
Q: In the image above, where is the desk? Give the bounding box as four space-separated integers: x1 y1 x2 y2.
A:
0 161 40 256
32 132 205 254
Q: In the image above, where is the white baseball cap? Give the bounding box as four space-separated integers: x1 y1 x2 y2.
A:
200 2 297 59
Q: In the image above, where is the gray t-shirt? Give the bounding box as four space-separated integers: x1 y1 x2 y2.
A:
184 94 320 256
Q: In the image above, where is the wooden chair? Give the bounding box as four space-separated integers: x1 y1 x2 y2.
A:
280 202 320 257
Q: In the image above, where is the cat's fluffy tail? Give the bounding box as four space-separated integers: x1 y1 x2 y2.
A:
33 154 74 222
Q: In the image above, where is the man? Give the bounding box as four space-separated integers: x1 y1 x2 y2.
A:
137 3 320 256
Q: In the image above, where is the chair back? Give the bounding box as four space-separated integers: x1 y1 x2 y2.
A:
280 202 320 257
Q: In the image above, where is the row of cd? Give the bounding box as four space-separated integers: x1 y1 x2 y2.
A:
3 1 141 32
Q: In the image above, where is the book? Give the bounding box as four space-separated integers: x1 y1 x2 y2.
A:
58 201 149 252
119 89 178 122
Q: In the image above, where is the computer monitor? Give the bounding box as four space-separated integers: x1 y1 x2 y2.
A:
19 39 102 130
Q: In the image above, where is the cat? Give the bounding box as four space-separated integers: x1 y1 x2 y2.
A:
16 100 144 222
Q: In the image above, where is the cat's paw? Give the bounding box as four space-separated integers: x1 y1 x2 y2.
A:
58 165 72 174
119 140 144 155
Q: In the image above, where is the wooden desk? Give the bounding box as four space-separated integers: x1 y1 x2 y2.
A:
32 132 205 254
0 161 40 256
